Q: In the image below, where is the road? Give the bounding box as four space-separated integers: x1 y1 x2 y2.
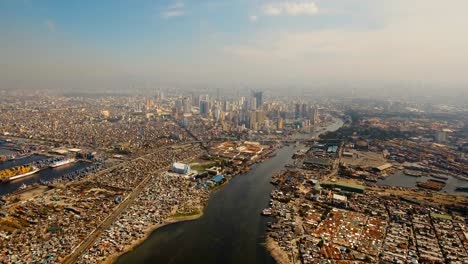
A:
62 145 198 264
62 166 157 263
62 147 171 264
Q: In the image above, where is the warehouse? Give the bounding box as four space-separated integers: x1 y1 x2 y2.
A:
321 181 365 193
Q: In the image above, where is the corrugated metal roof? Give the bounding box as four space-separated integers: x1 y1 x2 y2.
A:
212 175 224 183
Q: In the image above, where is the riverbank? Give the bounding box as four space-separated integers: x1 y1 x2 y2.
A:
107 152 270 262
108 144 285 263
110 171 255 262
12 185 49 200
113 143 304 264
265 237 293 264
103 210 204 264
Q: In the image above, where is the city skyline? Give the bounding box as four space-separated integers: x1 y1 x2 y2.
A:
1 0 468 96
1 2 468 263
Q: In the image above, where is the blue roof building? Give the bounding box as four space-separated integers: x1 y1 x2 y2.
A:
212 175 225 184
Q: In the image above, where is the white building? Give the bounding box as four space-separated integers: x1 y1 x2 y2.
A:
171 162 191 175
434 130 448 143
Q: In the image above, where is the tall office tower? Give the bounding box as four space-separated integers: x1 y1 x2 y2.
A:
256 110 266 125
157 90 164 101
238 111 246 125
223 100 230 112
301 104 308 118
252 91 263 109
213 105 221 121
182 97 192 114
277 118 284 130
249 111 257 130
239 96 246 106
295 103 301 119
202 94 210 103
310 107 319 124
242 99 249 111
175 99 183 112
249 99 257 111
193 94 200 107
145 99 154 110
199 100 211 116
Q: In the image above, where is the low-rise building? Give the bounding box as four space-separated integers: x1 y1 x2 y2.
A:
171 162 191 175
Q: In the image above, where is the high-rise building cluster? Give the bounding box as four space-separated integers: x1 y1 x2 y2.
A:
167 90 321 134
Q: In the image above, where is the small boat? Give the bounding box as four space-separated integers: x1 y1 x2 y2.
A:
364 177 377 182
404 170 423 177
431 174 449 181
261 208 273 216
455 187 468 192
50 157 76 168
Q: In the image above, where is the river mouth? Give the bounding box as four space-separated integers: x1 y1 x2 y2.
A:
117 119 344 264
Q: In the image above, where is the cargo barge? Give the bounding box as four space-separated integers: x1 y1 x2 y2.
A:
404 170 423 177
0 165 40 183
455 187 468 192
430 174 449 181
416 179 446 191
50 157 76 168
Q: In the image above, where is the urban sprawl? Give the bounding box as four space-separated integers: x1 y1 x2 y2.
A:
0 90 467 264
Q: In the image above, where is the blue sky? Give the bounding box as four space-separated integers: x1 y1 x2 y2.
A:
1 0 468 92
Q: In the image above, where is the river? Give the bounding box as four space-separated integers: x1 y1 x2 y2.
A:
0 147 14 156
117 119 344 264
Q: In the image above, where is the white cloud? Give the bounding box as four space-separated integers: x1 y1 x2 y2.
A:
162 10 185 18
45 20 56 31
161 1 186 18
249 15 258 22
263 5 282 16
170 2 185 9
263 1 318 16
223 0 468 85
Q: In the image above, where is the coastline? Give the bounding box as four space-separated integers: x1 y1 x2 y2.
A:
265 237 293 264
104 211 204 264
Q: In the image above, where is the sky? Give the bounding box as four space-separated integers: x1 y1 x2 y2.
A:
1 0 468 95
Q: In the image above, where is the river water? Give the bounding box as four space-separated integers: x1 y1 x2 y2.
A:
0 148 14 156
0 154 89 196
377 171 468 196
117 119 344 264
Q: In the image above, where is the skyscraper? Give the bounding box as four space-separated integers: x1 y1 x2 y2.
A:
252 91 263 109
277 118 284 130
182 97 191 114
301 104 308 118
310 107 319 124
200 100 211 116
249 99 257 111
295 103 301 119
249 111 257 130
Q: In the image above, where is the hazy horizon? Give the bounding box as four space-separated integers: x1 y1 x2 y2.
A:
1 0 468 97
